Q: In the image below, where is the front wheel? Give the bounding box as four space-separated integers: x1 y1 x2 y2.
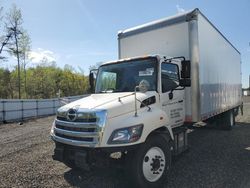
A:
126 134 171 188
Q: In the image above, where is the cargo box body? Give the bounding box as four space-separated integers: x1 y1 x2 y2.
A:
118 8 242 122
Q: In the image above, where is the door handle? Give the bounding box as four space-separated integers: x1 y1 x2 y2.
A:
178 100 183 103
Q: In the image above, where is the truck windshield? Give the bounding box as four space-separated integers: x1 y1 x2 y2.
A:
95 57 158 93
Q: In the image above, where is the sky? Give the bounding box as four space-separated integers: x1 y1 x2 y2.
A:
1 0 250 88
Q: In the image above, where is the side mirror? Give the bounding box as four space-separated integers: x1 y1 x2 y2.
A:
179 78 191 87
181 60 191 78
89 72 95 93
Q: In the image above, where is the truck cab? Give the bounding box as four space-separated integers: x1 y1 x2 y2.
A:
51 55 190 187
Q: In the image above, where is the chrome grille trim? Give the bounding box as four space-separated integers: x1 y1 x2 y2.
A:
54 127 99 138
55 119 97 128
51 109 107 147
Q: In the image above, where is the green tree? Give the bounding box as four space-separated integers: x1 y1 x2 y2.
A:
0 60 89 99
0 68 12 98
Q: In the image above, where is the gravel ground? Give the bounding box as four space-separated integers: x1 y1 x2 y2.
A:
242 96 250 103
0 102 250 188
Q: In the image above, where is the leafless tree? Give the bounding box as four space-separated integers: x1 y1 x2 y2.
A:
19 30 31 98
0 6 8 61
4 4 24 99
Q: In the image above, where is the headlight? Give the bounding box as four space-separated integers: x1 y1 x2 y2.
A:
108 124 143 144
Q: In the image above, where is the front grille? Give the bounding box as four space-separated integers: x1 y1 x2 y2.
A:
55 133 94 142
55 124 96 132
56 117 67 121
53 118 100 147
57 116 97 122
51 110 107 147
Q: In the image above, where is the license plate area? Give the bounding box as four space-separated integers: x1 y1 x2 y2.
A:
75 151 89 170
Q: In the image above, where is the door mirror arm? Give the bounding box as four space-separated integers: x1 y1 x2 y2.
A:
172 86 185 91
168 86 185 100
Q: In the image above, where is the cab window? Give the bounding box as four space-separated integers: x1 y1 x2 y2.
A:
161 63 179 93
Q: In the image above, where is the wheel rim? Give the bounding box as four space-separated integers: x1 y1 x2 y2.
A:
142 147 166 182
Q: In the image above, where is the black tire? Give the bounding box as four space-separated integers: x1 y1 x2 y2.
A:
217 110 235 130
126 134 171 188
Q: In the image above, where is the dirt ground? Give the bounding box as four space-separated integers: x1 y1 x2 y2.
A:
0 97 250 188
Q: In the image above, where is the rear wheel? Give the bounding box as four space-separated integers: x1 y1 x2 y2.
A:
126 134 171 188
217 110 235 130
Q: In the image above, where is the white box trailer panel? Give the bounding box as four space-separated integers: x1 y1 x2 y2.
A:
118 8 241 122
197 14 241 120
118 21 190 60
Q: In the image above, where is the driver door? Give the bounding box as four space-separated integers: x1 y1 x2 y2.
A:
160 62 185 128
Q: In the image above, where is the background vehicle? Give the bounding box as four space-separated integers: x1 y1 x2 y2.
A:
51 8 241 187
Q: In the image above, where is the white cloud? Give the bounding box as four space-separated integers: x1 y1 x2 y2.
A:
176 5 185 14
28 48 58 63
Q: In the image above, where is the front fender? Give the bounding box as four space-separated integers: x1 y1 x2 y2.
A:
100 105 173 147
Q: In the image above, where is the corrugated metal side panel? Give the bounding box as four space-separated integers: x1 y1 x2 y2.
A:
23 109 37 118
55 100 61 108
198 14 242 120
0 102 3 122
23 101 37 118
4 101 22 121
37 108 54 116
38 100 53 108
23 101 36 110
0 95 88 123
5 101 22 111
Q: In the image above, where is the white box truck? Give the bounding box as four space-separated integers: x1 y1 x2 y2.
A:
51 8 242 187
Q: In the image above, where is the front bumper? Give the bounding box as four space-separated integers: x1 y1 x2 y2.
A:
52 142 141 170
